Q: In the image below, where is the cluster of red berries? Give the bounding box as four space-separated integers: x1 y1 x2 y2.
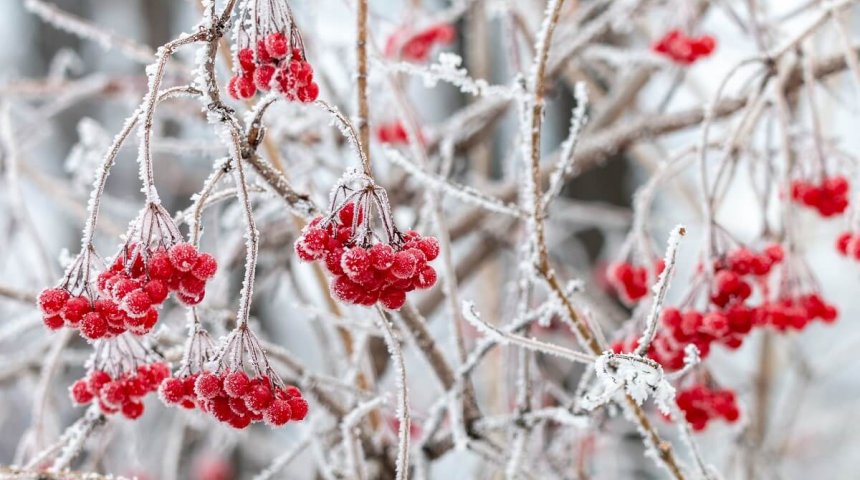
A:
227 32 319 103
607 259 665 304
612 245 784 370
758 293 838 331
70 362 170 419
836 231 860 259
675 384 739 431
38 243 217 340
294 204 439 310
790 175 850 217
385 23 456 62
159 370 308 429
652 29 716 65
376 121 423 145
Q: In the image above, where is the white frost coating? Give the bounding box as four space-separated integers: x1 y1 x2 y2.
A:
462 301 595 364
378 53 523 100
384 147 524 218
65 118 110 190
634 225 685 357
24 0 154 64
341 397 385 480
373 307 410 480
542 82 589 210
581 353 675 415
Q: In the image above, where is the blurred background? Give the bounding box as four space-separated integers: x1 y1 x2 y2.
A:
1 0 860 479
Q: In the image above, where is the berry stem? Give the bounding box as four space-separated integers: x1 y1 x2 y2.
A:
137 33 207 205
355 0 372 177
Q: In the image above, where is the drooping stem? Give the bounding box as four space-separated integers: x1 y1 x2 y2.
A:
136 34 206 204
355 0 372 176
524 1 688 477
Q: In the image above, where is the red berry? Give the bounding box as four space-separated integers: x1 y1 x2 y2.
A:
331 276 361 303
417 237 440 261
100 381 128 407
223 370 251 398
176 290 205 306
414 266 437 289
39 288 69 315
70 379 94 404
287 397 309 420
245 383 274 412
192 253 218 280
158 377 185 405
180 274 207 296
237 48 255 73
148 251 175 280
123 289 152 317
368 243 395 270
194 372 223 399
391 251 418 279
265 32 288 59
380 288 406 310
122 400 145 420
43 314 64 330
169 243 199 272
836 232 852 255
254 64 276 91
264 399 292 426
112 278 139 301
61 296 91 325
80 312 108 339
341 247 371 279
144 280 168 304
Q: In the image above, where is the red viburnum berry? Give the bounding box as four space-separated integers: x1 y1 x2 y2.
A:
123 289 152 317
380 288 406 310
264 399 292 426
194 372 223 399
391 251 418 279
60 296 91 325
245 383 274 412
341 246 371 279
122 400 145 420
237 48 255 73
159 377 186 404
148 251 175 280
169 243 199 272
80 312 108 340
265 32 288 59
287 397 309 420
38 288 69 315
223 370 251 398
43 314 64 330
192 253 218 281
144 280 168 304
70 379 94 405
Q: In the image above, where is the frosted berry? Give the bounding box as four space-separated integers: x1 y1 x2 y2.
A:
71 379 94 404
287 397 309 420
38 288 69 315
195 372 223 399
223 370 251 398
144 280 168 304
341 246 371 279
123 289 152 317
80 312 108 340
169 243 199 272
245 383 274 412
264 399 292 426
61 296 91 325
265 32 288 59
192 253 218 281
121 400 144 420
